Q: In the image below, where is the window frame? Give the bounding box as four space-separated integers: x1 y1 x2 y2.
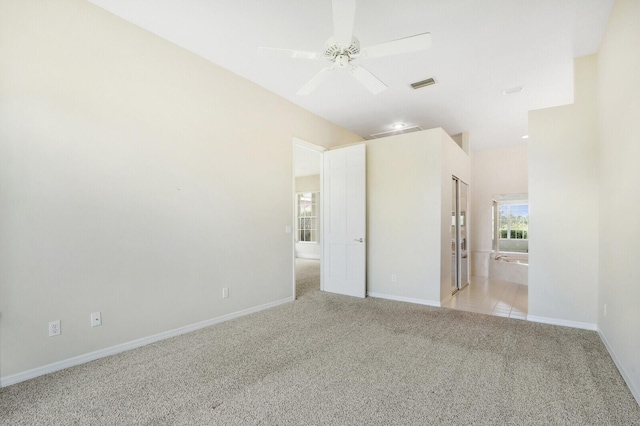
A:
498 202 529 241
296 191 319 244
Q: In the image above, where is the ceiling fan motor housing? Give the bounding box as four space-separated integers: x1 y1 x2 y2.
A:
335 54 350 67
324 36 360 62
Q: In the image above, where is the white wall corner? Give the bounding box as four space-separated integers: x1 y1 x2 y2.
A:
598 329 640 407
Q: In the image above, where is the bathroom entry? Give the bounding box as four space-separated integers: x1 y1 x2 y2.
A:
451 177 469 294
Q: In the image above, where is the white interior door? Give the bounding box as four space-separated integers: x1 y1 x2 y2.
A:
322 143 366 298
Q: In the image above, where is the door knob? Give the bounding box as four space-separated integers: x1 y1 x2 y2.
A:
354 238 364 242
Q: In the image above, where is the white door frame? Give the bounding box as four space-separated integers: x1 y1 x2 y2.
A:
292 138 326 298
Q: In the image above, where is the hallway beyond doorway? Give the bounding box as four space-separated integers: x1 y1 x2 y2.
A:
295 258 320 299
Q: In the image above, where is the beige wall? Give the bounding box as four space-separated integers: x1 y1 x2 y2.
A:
470 145 529 275
528 55 599 327
0 0 361 379
597 0 640 403
366 130 442 303
295 175 320 193
366 128 470 304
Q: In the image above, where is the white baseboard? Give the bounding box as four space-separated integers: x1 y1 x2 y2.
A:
598 329 640 406
1 297 294 388
367 292 441 308
526 315 597 331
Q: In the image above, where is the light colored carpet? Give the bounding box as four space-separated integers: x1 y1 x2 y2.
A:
1 259 638 425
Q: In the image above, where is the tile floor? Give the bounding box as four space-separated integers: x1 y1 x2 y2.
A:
441 276 528 320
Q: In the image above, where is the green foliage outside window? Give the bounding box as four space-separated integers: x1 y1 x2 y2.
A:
498 204 529 240
499 229 528 239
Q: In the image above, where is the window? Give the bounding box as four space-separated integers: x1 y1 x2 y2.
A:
492 200 498 251
297 192 318 243
498 203 529 240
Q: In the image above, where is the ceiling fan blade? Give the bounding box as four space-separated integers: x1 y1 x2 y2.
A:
332 0 356 47
349 65 387 94
258 47 323 60
297 66 334 96
360 32 431 59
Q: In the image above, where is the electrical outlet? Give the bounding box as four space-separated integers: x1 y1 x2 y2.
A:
91 312 102 327
391 274 397 282
222 287 229 298
49 320 61 337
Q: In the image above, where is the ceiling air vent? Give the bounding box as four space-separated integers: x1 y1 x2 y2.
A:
410 78 436 90
369 126 423 139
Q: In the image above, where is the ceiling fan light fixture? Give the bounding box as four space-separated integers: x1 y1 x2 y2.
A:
410 78 436 90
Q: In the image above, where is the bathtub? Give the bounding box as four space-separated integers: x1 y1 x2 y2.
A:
489 253 528 285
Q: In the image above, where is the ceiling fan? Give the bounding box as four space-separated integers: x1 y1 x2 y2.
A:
258 0 431 95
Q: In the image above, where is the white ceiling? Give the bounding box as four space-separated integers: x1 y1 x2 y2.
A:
87 0 613 151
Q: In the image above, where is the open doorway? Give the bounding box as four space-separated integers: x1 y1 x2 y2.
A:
293 139 324 299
